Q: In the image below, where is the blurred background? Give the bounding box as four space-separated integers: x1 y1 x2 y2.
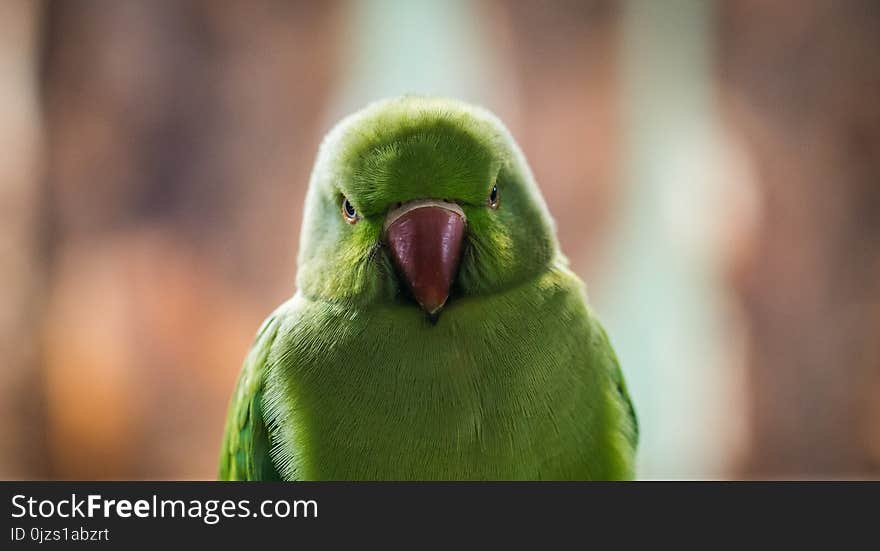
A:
1 0 878 480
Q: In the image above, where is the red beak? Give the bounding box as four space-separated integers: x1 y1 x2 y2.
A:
384 200 466 315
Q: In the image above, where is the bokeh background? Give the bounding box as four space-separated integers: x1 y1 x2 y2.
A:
2 0 879 480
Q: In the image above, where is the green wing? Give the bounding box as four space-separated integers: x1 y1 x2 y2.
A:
591 315 639 459
218 309 285 481
592 316 639 480
607 342 639 452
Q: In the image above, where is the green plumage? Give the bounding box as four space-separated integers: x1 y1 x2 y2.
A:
219 97 637 480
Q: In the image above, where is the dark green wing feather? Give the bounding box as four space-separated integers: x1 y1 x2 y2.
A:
609 347 639 451
218 310 284 481
593 316 639 452
596 323 639 450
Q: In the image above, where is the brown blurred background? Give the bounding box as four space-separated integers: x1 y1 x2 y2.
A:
1 0 878 480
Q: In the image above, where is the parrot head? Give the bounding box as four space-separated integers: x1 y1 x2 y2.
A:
296 97 558 321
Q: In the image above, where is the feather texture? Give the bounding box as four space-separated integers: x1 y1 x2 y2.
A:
219 97 638 480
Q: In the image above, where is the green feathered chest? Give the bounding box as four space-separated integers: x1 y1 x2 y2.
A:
261 267 636 480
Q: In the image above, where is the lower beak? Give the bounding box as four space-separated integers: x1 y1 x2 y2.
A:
384 199 466 315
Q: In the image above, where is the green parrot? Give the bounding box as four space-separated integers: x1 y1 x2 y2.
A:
219 97 637 480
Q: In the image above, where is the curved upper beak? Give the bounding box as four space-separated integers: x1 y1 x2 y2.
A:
384 199 466 315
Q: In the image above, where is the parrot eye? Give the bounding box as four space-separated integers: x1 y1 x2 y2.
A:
342 196 358 223
488 183 500 209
